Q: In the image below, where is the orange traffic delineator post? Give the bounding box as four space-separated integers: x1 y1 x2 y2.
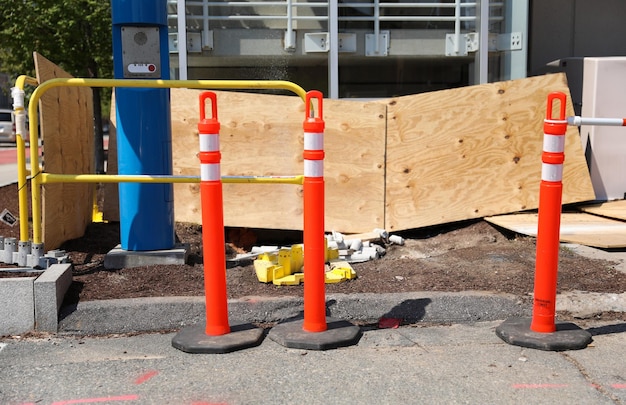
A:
268 91 361 350
172 92 263 354
302 90 328 333
496 92 591 351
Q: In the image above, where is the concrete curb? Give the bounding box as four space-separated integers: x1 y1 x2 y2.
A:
0 263 73 335
557 291 626 317
58 291 533 335
56 290 626 336
34 264 73 331
0 276 36 335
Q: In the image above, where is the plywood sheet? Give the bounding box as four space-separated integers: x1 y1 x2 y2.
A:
383 73 595 232
485 212 626 248
579 200 626 221
170 89 386 233
34 53 94 250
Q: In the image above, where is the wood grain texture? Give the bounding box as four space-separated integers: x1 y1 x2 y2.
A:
485 212 626 248
170 89 386 232
34 53 94 250
105 74 594 235
383 73 595 231
579 200 626 221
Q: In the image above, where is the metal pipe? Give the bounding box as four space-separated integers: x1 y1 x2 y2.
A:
374 0 380 54
26 77 308 244
285 0 294 50
476 0 489 84
328 0 339 98
169 2 496 22
177 0 188 80
454 0 461 55
39 173 304 184
567 116 626 127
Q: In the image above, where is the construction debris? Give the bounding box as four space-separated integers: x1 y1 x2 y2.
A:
251 229 404 285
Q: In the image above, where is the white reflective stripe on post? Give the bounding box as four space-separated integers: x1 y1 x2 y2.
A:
199 133 219 152
543 134 565 153
304 160 323 178
541 163 563 182
201 163 221 181
304 132 324 150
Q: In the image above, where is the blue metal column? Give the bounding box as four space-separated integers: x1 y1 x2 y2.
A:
112 0 175 251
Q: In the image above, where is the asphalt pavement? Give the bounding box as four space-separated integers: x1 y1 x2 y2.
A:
2 320 626 404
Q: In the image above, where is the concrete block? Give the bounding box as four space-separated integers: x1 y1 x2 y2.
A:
34 263 73 332
0 277 35 336
3 237 16 264
104 243 190 269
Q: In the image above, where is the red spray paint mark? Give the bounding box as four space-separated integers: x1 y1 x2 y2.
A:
612 384 626 389
134 370 159 385
378 317 401 329
50 394 140 404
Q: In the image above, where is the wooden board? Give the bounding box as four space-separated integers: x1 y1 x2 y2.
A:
579 200 626 221
383 73 595 231
105 89 386 232
485 213 626 248
104 74 595 235
169 89 386 232
34 53 94 250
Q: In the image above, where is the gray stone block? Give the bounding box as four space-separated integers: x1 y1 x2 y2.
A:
104 243 189 269
0 277 35 336
34 263 73 332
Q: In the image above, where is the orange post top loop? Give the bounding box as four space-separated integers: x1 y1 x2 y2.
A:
544 92 567 135
199 91 220 133
304 90 325 133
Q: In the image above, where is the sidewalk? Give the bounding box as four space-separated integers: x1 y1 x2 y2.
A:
0 146 37 187
0 162 17 187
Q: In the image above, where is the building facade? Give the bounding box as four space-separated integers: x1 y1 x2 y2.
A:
167 0 528 98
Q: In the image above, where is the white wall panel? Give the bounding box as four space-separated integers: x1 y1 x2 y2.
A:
581 57 626 200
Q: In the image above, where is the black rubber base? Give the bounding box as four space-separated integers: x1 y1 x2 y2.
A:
496 317 592 351
172 322 264 354
268 317 362 350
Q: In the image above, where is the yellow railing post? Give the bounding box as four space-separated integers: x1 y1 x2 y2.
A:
12 75 39 244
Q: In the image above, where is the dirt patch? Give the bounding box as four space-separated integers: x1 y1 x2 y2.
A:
1 183 626 321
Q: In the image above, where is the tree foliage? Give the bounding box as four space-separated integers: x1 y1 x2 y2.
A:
0 0 112 81
0 1 113 172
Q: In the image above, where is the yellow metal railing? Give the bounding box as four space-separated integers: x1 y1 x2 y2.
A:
19 77 308 245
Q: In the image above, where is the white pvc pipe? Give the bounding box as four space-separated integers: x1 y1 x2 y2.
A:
567 116 626 127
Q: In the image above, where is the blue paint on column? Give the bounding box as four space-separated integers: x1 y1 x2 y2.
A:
112 0 175 250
